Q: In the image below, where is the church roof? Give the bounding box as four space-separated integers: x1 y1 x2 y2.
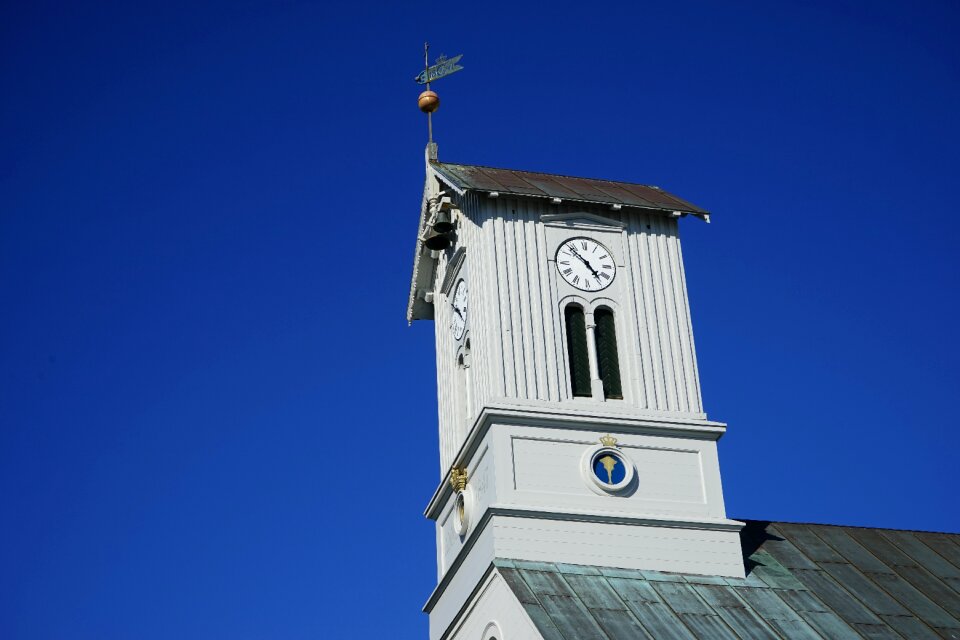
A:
430 161 710 218
496 520 960 639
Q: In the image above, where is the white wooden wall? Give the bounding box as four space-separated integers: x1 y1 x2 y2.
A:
432 191 705 472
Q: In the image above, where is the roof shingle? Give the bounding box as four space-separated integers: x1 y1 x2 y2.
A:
497 521 960 639
430 162 710 216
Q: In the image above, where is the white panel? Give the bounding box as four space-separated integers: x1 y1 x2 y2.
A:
627 445 705 503
511 436 706 505
492 516 745 578
428 523 497 640
428 512 745 640
438 442 495 574
445 572 544 640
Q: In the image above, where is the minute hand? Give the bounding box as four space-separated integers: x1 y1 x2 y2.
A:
569 248 600 278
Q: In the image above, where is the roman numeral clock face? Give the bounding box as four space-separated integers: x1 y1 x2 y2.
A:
450 279 468 340
556 237 616 291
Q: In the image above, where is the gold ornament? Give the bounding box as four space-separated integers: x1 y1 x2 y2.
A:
599 434 618 448
449 467 468 492
418 90 440 113
598 455 619 484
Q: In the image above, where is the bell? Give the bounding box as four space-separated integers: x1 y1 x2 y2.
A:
432 210 454 233
423 229 452 250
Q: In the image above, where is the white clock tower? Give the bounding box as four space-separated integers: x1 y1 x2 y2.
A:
408 145 744 640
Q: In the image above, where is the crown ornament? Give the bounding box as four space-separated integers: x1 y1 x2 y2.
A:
599 434 618 448
449 467 468 492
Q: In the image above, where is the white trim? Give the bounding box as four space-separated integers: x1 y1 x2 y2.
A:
541 211 626 230
482 621 503 640
431 166 466 196
425 405 726 519
453 487 474 537
423 506 745 613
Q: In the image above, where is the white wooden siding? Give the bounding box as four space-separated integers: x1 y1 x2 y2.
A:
434 196 705 472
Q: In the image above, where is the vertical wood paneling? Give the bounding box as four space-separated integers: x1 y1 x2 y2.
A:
460 196 482 419
607 209 640 410
434 198 707 470
473 194 503 407
653 214 682 411
433 251 453 470
507 204 528 398
639 213 669 411
669 222 700 411
660 219 688 411
522 203 544 399
625 212 653 410
510 205 534 399
534 203 560 402
677 237 703 412
493 212 518 398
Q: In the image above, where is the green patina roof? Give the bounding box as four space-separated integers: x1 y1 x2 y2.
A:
495 520 960 639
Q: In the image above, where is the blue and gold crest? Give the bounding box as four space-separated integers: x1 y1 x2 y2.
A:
593 452 627 486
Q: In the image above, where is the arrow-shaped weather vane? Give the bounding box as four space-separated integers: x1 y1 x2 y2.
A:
415 53 464 85
416 43 464 145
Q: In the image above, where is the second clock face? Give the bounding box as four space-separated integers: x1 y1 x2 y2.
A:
451 279 468 340
556 237 616 291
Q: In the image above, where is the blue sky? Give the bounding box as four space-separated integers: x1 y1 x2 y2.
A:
2 0 958 637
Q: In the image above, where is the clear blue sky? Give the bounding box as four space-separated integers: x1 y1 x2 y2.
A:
2 1 958 637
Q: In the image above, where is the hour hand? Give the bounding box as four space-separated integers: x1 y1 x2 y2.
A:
572 249 600 277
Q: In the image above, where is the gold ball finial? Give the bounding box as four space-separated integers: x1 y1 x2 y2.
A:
418 90 440 113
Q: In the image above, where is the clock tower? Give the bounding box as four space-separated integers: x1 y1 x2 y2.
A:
408 145 744 640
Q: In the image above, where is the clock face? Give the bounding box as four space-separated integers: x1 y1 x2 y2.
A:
556 237 616 292
451 280 468 340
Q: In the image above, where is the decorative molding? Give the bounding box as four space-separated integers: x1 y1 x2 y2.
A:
423 505 745 613
481 621 503 640
449 467 468 492
425 404 726 519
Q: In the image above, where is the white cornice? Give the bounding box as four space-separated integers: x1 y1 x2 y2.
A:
424 403 727 520
422 505 744 613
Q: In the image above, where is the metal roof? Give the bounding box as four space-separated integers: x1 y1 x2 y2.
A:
497 520 960 639
430 162 710 217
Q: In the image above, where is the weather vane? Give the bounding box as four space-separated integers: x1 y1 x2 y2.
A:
415 42 464 145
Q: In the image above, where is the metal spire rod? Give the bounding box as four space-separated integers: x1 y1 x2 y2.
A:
424 42 433 144
415 43 462 148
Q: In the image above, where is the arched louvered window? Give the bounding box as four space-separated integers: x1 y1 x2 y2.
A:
594 307 622 399
565 304 591 397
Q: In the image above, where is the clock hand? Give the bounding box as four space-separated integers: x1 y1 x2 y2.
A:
570 248 601 279
453 306 464 320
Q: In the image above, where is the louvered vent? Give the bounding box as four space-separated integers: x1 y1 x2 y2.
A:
595 308 622 399
564 305 591 397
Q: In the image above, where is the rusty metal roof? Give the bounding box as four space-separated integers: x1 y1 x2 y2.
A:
430 161 710 217
497 520 960 639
